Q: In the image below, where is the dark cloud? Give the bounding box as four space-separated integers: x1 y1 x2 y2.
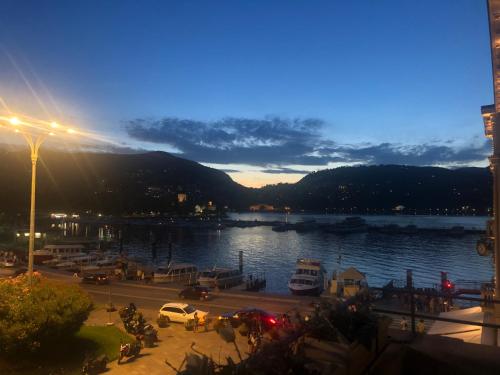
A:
338 141 491 166
262 167 312 174
220 169 240 173
125 116 490 168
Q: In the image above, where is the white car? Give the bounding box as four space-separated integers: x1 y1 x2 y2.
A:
158 302 208 324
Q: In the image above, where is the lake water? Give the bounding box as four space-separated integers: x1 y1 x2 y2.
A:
84 213 494 294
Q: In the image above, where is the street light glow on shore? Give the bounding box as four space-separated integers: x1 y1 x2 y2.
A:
0 111 91 286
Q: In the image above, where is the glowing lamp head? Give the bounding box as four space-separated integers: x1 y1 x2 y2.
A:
9 117 20 125
67 128 75 134
50 122 59 129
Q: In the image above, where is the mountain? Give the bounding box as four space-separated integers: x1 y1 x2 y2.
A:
0 149 250 214
254 165 492 214
0 149 493 215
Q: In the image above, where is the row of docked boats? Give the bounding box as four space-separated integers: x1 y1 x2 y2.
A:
34 245 362 297
273 216 468 236
149 263 244 289
33 244 245 289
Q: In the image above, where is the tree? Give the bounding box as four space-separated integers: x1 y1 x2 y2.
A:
0 274 93 355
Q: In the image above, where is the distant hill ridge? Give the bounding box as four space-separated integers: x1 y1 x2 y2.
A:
0 149 492 214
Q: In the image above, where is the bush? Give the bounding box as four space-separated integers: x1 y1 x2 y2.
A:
0 274 93 355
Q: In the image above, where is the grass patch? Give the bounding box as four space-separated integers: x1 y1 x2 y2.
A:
76 325 134 361
0 325 134 375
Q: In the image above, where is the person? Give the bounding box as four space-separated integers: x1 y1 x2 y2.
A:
193 312 199 332
248 331 257 354
400 316 408 331
416 319 426 334
247 332 254 354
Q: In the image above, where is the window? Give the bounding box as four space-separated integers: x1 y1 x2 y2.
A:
184 305 195 314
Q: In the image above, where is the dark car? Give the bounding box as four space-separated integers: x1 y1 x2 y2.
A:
219 308 277 331
82 273 109 285
178 286 211 300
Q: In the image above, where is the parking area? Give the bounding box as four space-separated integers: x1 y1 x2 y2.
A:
87 306 250 375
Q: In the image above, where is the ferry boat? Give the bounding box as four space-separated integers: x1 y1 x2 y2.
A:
288 258 328 295
153 263 198 283
34 244 87 265
197 268 243 289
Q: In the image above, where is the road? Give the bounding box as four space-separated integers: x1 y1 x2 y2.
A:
40 267 319 317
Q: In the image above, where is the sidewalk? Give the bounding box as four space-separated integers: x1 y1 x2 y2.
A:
87 307 248 375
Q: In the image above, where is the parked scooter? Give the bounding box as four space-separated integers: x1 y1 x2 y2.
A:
118 339 141 364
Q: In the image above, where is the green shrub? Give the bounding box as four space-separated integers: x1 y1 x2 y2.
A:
0 274 93 355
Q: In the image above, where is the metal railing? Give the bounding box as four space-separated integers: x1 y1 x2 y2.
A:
371 286 500 335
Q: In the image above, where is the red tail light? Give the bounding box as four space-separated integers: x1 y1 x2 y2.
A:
269 318 276 325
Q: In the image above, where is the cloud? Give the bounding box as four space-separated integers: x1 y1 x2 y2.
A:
261 167 313 174
125 116 490 168
337 141 491 166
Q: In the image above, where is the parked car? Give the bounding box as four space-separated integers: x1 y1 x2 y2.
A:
179 286 211 300
218 307 277 331
81 273 109 285
158 302 208 324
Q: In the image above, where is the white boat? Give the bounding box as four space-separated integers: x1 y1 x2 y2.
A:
54 261 77 270
34 244 87 264
153 263 198 283
80 257 118 274
197 268 243 289
288 258 328 295
42 252 90 267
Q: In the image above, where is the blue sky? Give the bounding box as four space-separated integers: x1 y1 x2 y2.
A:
0 0 493 187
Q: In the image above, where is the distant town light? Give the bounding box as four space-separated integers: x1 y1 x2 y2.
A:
50 213 67 219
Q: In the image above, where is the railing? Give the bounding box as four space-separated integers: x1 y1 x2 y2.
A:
371 286 500 335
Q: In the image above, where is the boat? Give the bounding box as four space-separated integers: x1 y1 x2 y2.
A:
54 261 77 270
288 258 328 296
42 252 90 267
153 263 198 283
34 244 87 265
80 258 118 274
330 217 367 234
197 268 243 289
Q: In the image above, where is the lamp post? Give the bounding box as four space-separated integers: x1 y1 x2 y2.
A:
1 116 75 286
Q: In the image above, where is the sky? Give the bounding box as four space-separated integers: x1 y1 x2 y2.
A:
0 0 494 187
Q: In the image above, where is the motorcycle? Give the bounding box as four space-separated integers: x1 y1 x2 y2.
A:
82 354 108 374
118 340 141 364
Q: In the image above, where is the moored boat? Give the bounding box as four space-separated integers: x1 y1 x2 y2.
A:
34 244 87 265
197 267 243 289
288 258 327 295
153 263 198 283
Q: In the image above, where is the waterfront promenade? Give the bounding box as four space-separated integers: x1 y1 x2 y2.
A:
40 268 318 374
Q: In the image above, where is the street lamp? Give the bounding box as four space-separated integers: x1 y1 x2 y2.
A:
0 114 78 286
